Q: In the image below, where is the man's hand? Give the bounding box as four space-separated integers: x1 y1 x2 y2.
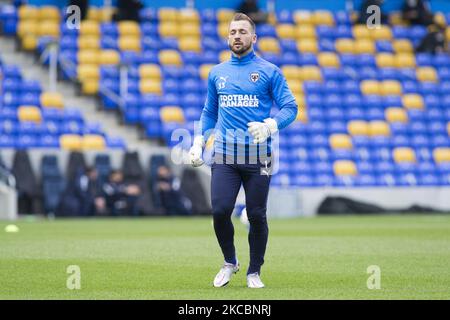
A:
189 136 205 167
247 118 278 144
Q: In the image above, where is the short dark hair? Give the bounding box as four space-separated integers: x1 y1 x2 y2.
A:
231 12 256 33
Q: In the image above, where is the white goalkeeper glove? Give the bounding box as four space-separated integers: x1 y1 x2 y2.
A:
247 118 278 144
189 135 205 167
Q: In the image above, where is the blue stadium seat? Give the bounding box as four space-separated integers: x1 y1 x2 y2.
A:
357 174 377 186
292 174 315 187
315 174 334 186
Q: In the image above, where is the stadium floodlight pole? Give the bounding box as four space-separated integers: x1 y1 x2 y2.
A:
267 0 275 15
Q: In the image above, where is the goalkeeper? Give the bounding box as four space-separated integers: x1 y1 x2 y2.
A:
189 13 298 288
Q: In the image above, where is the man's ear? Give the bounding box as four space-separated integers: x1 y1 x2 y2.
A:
253 33 257 44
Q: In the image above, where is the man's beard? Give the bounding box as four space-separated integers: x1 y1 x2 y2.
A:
229 41 251 55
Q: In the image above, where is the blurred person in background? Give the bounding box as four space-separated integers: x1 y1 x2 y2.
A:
236 0 268 25
154 165 192 216
416 21 448 54
112 0 143 22
402 0 434 26
102 169 141 216
75 167 106 216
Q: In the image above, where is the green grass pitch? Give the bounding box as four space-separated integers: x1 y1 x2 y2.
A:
1 215 450 299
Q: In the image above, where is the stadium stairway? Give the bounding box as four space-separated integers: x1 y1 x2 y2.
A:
0 35 156 152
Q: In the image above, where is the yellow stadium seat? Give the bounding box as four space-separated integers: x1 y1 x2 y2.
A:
39 6 60 21
179 23 200 37
77 50 99 65
446 27 450 41
258 37 280 53
219 50 230 63
17 20 38 38
82 134 106 150
294 93 305 107
179 37 201 52
218 23 229 38
38 21 60 37
21 35 38 51
79 20 100 36
18 5 38 20
372 25 392 40
333 160 357 176
330 134 353 149
296 105 307 123
81 79 99 95
139 79 162 95
87 7 100 21
354 39 375 54
268 12 277 25
393 147 416 163
158 7 179 22
139 64 161 80
402 94 424 109
416 67 438 82
369 121 390 136
348 120 369 136
159 22 179 38
392 39 413 53
296 39 318 53
434 12 447 27
380 80 402 96
312 10 334 26
287 79 303 95
96 7 116 22
360 80 380 95
78 36 100 50
318 52 340 68
433 147 450 163
293 10 313 25
18 106 42 123
159 50 182 66
389 12 406 26
40 92 64 108
353 24 371 40
118 36 141 52
394 53 416 68
179 8 199 23
60 134 82 150
335 39 354 54
276 24 295 39
217 9 234 23
376 53 395 68
200 64 214 80
99 50 120 65
300 66 322 81
118 21 141 37
77 64 99 81
160 106 185 123
385 107 408 123
282 65 301 80
295 25 316 39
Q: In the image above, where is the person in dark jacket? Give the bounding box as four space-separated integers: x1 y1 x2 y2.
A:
402 0 434 26
112 0 143 22
155 165 191 216
236 0 268 25
102 170 141 216
75 167 106 216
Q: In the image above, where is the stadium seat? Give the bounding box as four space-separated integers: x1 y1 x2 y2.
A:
276 24 295 39
380 80 402 96
348 120 369 136
402 94 424 110
385 107 408 123
99 50 120 65
296 39 318 54
329 134 352 149
60 134 82 150
118 36 141 52
416 67 438 82
394 53 416 68
393 147 416 163
335 39 354 54
433 147 450 163
258 37 280 54
160 106 184 123
392 39 413 53
295 25 316 39
317 52 340 68
82 134 106 150
17 106 41 123
139 79 162 95
333 160 357 176
40 92 63 108
159 50 182 66
79 20 100 37
360 80 380 95
369 121 391 136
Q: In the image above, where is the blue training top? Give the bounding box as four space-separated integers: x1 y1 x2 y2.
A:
199 50 298 157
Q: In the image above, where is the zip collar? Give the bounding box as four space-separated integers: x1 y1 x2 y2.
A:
230 50 256 65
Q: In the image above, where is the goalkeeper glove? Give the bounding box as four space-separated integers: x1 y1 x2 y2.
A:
189 135 205 167
247 118 278 144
